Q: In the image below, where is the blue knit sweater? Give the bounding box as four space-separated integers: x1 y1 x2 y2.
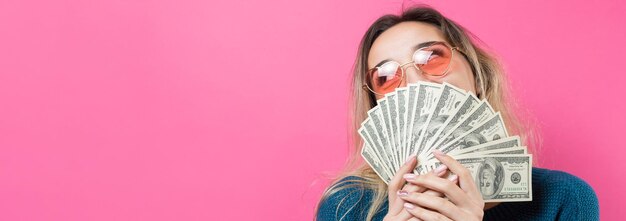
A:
316 167 599 221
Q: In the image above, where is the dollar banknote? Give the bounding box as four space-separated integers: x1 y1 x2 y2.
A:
358 82 533 202
396 87 408 162
429 112 509 159
424 155 533 202
422 93 480 157
406 82 441 157
450 136 521 156
416 83 467 160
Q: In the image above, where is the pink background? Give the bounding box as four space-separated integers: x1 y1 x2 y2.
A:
1 0 624 220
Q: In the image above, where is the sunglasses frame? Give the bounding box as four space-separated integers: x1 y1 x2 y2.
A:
363 41 468 96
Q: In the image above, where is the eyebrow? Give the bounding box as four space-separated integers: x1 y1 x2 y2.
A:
373 41 439 68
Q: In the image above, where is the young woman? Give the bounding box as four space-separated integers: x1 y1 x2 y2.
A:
316 5 599 221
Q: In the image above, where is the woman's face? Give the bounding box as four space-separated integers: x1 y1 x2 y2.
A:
368 21 476 100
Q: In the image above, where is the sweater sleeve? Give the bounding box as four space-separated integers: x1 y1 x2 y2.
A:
316 177 387 221
554 170 599 221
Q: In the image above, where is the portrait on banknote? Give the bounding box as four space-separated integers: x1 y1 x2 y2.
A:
477 157 504 199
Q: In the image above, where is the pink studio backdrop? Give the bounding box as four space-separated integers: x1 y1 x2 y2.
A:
1 0 624 220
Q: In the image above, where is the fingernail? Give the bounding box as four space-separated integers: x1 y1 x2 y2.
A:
403 202 415 209
448 174 458 181
405 154 416 164
433 149 445 156
403 173 416 180
397 190 409 197
433 164 447 175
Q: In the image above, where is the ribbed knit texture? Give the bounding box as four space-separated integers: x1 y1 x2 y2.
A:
316 167 599 221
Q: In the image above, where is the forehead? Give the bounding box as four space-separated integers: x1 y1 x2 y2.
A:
368 21 447 69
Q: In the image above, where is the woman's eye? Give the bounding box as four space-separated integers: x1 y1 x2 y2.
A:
377 74 393 84
430 49 444 56
377 77 387 85
375 74 399 87
426 50 443 61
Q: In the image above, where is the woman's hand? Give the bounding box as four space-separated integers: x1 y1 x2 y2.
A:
384 155 446 221
399 150 485 221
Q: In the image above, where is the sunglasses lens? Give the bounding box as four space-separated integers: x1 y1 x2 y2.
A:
413 43 453 76
369 62 402 95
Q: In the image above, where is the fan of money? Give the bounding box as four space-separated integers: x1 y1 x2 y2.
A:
359 81 532 202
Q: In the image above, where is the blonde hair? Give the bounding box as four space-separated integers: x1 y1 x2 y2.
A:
316 4 539 221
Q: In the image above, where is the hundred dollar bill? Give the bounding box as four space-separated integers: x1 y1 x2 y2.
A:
443 150 528 175
453 147 527 157
433 112 509 158
431 100 495 150
367 106 399 172
362 112 396 173
417 112 509 174
359 126 394 178
378 98 400 168
361 143 391 184
396 87 409 162
385 92 402 165
403 84 420 161
449 136 521 156
423 93 480 155
406 82 442 157
427 155 533 202
415 83 467 161
488 147 526 155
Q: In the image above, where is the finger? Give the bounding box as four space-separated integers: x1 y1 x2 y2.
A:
402 183 426 193
423 189 444 197
422 163 449 197
402 165 448 194
403 203 452 221
403 183 444 197
389 155 418 197
388 155 419 214
403 172 472 207
391 190 424 220
408 217 422 221
432 150 482 200
390 190 411 216
399 191 466 221
433 150 475 190
393 187 444 216
396 208 416 221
